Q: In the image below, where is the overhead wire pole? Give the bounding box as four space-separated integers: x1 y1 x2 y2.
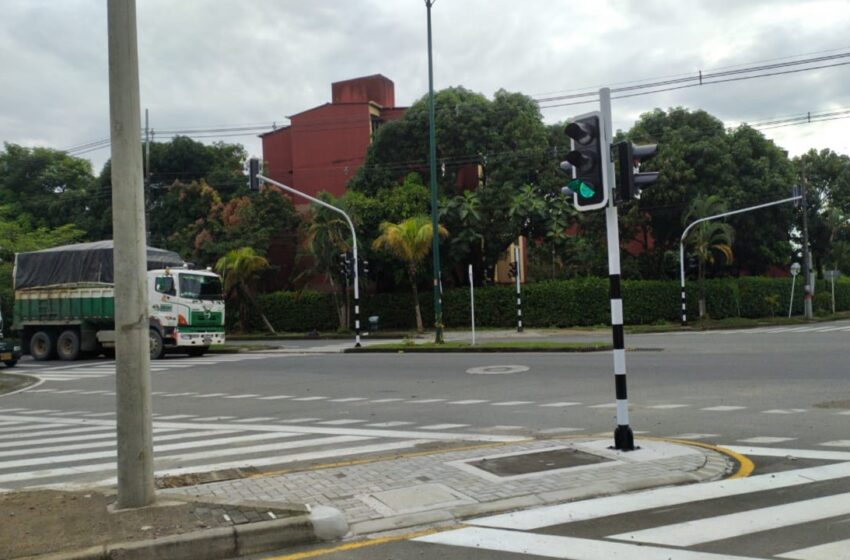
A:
107 0 155 509
425 0 444 343
800 165 814 319
679 195 802 325
257 173 361 347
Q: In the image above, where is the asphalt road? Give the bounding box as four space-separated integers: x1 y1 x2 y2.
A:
2 321 849 558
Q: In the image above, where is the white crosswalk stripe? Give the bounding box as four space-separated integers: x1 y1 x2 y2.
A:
0 409 523 490
415 448 850 560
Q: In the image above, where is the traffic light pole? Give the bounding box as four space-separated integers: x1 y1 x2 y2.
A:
600 88 634 452
679 195 801 325
257 174 361 347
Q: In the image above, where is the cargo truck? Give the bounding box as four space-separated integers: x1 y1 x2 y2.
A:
12 241 225 361
0 308 22 367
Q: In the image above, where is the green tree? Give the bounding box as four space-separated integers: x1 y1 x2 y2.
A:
683 195 735 318
0 143 100 234
372 216 448 333
215 247 275 333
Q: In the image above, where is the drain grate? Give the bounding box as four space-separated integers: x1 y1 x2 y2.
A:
467 448 612 477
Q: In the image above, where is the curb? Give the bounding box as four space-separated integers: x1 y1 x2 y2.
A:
25 507 347 560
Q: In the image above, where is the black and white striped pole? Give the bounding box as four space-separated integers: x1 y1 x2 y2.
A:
599 88 634 451
514 243 523 333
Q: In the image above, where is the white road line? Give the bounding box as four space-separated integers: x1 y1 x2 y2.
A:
0 421 22 428
725 446 850 461
609 491 850 546
82 412 115 417
365 421 413 427
47 411 90 416
368 398 405 403
448 400 489 405
537 427 583 435
418 424 470 430
232 417 279 423
155 415 198 420
820 440 850 447
737 436 797 444
777 537 850 559
291 396 328 401
415 527 757 560
701 405 746 411
538 402 581 407
316 419 367 425
0 430 237 457
588 403 616 408
762 408 807 414
647 404 690 409
407 399 445 404
0 435 370 484
0 425 111 441
671 433 720 440
327 398 368 403
192 393 228 398
471 461 850 530
276 418 320 423
257 395 293 400
160 393 199 397
491 401 533 406
223 394 261 399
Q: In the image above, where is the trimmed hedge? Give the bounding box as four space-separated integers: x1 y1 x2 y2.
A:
247 277 850 332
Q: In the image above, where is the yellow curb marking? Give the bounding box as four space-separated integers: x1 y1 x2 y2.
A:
649 437 754 479
266 525 461 559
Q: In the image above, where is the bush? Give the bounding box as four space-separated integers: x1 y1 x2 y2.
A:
248 275 850 332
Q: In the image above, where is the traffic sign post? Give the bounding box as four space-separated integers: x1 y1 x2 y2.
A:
789 262 801 318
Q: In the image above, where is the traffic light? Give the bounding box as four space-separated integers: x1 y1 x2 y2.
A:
559 111 609 211
615 142 659 202
248 158 260 192
338 252 351 279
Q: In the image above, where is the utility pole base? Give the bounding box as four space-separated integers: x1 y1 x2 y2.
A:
613 424 635 451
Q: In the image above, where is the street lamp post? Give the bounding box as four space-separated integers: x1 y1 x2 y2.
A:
425 0 444 343
257 174 362 347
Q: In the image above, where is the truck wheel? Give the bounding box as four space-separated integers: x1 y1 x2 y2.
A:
149 329 165 360
30 331 56 361
186 346 208 357
4 360 17 367
57 330 81 361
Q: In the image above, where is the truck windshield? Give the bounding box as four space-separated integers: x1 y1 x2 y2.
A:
178 274 224 301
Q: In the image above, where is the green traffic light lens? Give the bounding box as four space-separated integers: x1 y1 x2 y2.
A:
568 179 596 199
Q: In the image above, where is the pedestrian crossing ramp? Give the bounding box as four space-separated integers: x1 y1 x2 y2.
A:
416 445 850 559
0 411 523 492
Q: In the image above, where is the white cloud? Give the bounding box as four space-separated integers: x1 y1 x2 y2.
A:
1 0 849 170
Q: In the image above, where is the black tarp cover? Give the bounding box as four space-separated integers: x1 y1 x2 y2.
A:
14 240 185 290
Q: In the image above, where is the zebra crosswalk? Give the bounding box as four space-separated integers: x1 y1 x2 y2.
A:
21 353 283 382
415 447 850 559
0 410 523 492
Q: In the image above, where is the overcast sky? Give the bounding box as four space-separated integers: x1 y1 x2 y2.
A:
2 0 849 173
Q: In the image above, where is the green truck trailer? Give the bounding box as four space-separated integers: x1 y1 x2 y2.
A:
12 241 225 361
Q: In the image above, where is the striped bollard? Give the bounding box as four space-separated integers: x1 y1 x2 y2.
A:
515 244 523 333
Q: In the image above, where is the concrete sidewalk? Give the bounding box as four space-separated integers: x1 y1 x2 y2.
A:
165 437 736 537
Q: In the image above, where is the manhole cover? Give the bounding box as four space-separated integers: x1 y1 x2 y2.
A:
467 448 612 477
466 365 529 375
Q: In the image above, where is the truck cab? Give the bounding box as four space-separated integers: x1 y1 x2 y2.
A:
148 267 226 358
0 308 22 367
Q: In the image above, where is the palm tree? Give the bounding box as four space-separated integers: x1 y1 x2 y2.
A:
372 216 448 333
215 247 276 333
683 195 734 318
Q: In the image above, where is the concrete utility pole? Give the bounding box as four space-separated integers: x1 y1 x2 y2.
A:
107 0 155 508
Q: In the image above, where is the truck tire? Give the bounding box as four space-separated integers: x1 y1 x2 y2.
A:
4 360 17 368
149 329 165 360
30 331 56 361
186 346 208 357
57 329 81 361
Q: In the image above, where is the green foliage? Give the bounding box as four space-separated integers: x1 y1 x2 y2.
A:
251 276 850 332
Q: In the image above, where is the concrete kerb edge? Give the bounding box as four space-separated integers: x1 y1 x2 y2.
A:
24 509 346 560
348 439 737 536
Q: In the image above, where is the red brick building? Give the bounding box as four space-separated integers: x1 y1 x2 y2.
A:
260 75 407 202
